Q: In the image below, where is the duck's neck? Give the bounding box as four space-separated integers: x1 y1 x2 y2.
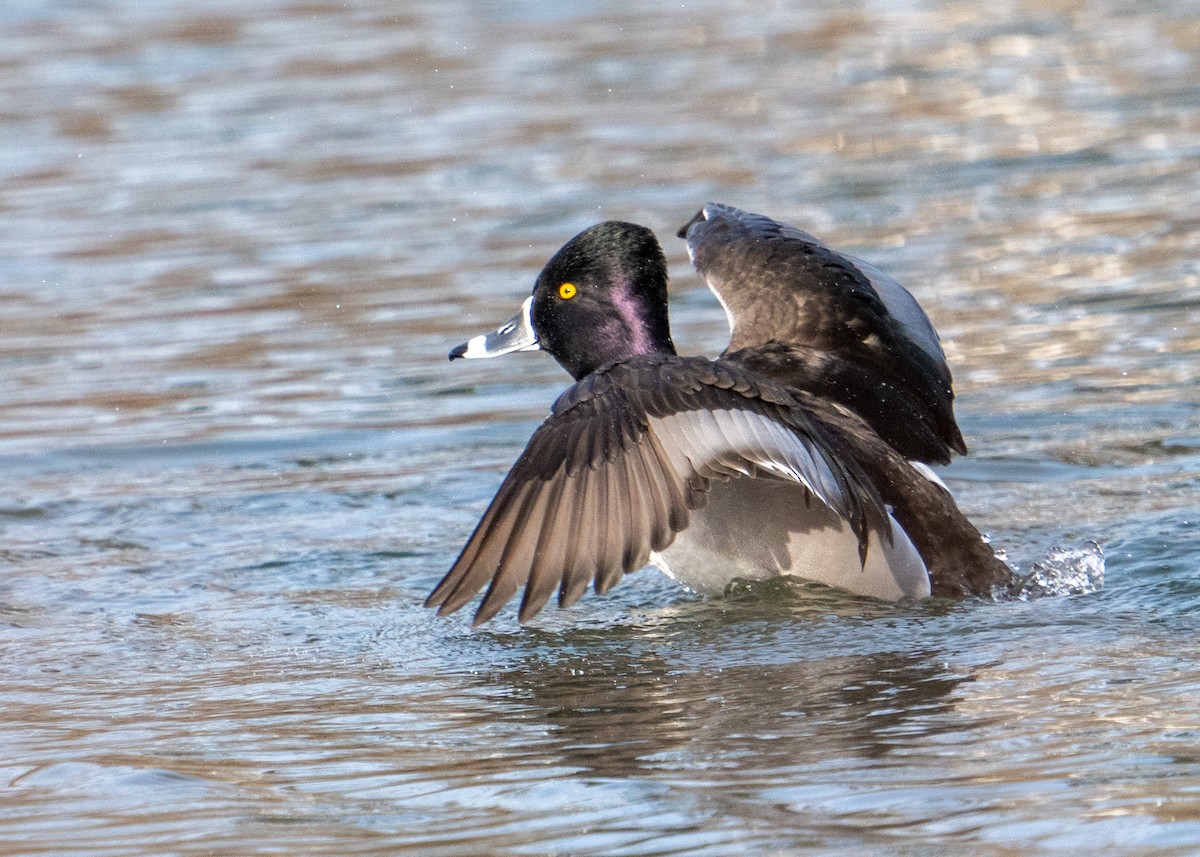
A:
609 274 676 358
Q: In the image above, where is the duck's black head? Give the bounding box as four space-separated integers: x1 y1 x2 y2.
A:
450 220 677 380
532 221 675 379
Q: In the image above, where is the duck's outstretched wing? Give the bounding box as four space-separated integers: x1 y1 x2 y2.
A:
678 202 966 464
425 356 887 625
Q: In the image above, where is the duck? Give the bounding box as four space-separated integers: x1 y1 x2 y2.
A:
678 203 966 465
427 219 1012 625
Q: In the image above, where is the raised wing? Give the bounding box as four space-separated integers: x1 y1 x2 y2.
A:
679 202 947 366
678 202 966 463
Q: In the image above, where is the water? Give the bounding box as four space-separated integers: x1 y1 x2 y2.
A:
3 0 1200 854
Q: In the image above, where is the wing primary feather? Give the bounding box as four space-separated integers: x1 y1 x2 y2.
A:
594 453 628 595
471 479 549 625
434 480 532 617
558 463 597 609
615 448 649 578
636 442 674 554
425 480 511 610
645 429 690 540
629 447 662 572
517 472 572 622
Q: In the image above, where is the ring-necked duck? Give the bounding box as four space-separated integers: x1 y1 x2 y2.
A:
426 220 1012 625
679 203 965 465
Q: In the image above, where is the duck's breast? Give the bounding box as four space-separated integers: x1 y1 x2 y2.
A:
650 476 930 600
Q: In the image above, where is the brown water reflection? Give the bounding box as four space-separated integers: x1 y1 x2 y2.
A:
4 0 1200 854
485 646 973 776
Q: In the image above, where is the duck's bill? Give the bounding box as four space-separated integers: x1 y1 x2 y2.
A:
448 296 541 360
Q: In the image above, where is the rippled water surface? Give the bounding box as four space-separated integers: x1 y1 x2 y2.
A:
4 0 1200 854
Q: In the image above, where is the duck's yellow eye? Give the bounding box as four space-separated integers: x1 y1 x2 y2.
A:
558 282 577 300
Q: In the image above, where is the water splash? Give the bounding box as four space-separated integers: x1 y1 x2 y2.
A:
998 541 1106 601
